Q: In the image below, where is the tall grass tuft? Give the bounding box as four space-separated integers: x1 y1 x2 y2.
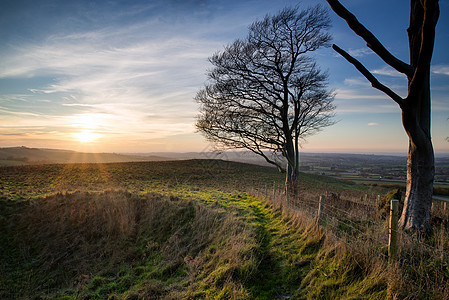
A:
9 190 260 298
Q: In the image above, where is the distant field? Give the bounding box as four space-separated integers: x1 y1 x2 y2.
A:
0 160 26 167
0 159 383 202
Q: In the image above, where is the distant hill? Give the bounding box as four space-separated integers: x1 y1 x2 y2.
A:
2 146 448 174
0 147 171 166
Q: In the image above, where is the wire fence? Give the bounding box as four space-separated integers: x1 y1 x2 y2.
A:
247 186 449 285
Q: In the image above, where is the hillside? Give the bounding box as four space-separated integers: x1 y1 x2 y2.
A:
3 147 448 187
0 147 171 166
1 160 448 299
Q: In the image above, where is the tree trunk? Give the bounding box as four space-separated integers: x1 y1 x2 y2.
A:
399 73 435 233
399 0 438 233
285 151 298 196
294 134 300 180
400 139 434 233
284 136 299 196
283 116 298 195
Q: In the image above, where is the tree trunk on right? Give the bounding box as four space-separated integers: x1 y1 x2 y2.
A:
399 0 438 233
325 0 439 233
400 98 435 232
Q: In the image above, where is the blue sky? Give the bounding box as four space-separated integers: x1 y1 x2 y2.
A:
0 0 448 154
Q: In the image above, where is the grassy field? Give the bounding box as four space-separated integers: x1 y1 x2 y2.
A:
1 160 448 299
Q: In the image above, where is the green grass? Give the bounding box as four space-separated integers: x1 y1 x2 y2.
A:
0 159 384 202
0 160 447 299
1 189 389 299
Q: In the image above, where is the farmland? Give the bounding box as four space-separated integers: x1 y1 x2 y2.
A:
1 160 448 299
296 153 449 189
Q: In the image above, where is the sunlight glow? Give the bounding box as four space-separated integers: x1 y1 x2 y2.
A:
68 114 105 143
73 130 100 143
71 114 101 129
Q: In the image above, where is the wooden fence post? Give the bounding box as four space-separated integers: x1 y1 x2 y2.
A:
388 199 399 260
317 195 325 224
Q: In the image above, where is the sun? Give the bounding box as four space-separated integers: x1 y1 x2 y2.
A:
69 114 105 143
73 130 100 143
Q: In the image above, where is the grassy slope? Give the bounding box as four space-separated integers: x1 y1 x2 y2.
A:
0 160 446 299
0 160 381 203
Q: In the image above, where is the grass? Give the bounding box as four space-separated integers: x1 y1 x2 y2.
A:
1 160 448 299
1 190 313 298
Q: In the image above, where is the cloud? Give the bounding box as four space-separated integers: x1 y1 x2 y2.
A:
0 17 227 142
334 88 388 100
0 107 43 118
343 77 371 87
347 48 374 58
368 122 379 126
372 64 449 78
371 66 403 77
432 97 449 111
332 88 401 113
432 64 449 76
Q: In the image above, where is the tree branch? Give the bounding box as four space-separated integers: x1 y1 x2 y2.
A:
326 0 413 77
409 0 439 93
333 44 405 107
249 145 286 173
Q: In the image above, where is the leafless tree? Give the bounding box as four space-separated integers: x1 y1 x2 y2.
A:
326 0 440 232
196 6 335 192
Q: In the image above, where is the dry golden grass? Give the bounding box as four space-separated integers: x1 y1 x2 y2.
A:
10 190 262 298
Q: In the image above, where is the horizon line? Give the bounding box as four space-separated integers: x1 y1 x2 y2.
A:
2 145 449 157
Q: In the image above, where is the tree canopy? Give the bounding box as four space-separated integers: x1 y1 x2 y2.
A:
196 6 335 188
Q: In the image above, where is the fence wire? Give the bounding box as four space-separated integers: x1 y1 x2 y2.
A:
249 186 449 260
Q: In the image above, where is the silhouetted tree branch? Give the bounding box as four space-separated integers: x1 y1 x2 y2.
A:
326 0 413 77
196 6 335 192
331 45 404 106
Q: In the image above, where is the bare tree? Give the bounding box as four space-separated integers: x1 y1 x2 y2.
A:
196 6 335 192
326 0 440 232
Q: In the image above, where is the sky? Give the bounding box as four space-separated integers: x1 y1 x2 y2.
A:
0 0 448 155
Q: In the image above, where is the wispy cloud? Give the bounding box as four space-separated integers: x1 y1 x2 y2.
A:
334 88 389 100
347 48 374 58
333 88 401 113
368 122 379 126
343 77 371 87
0 18 225 143
432 64 449 76
371 66 403 77
371 64 449 77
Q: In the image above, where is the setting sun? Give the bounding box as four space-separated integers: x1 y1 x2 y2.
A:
73 130 100 142
68 114 106 143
